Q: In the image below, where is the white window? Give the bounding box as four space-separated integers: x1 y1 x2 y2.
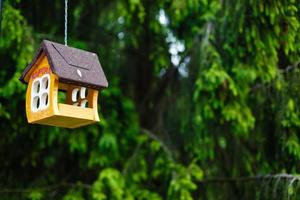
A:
71 87 88 108
31 74 50 112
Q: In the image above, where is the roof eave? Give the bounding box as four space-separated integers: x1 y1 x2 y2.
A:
19 41 49 83
59 77 108 90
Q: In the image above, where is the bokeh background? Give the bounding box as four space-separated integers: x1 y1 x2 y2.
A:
0 0 299 199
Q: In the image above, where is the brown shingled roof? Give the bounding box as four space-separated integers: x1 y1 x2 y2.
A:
20 40 108 89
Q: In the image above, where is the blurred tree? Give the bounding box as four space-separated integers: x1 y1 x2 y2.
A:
0 0 299 199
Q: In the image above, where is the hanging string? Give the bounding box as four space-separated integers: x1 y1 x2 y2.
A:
64 0 68 46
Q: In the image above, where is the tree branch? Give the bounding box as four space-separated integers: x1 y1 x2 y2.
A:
0 182 91 194
141 128 174 161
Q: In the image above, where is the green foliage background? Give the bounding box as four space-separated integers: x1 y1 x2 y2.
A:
0 0 299 199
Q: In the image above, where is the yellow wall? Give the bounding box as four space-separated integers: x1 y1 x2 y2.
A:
26 53 59 123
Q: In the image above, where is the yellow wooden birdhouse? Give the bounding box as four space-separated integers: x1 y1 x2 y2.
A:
19 40 108 128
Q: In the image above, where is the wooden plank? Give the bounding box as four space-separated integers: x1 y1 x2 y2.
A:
58 103 94 120
36 115 95 128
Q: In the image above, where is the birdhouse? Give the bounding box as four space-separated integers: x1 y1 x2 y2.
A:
19 40 108 128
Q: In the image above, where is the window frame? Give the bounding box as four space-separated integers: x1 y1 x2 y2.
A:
30 74 50 112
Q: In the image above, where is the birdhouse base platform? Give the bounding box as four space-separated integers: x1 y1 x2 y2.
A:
30 103 99 128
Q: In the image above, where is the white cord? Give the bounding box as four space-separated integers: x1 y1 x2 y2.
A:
64 0 68 46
